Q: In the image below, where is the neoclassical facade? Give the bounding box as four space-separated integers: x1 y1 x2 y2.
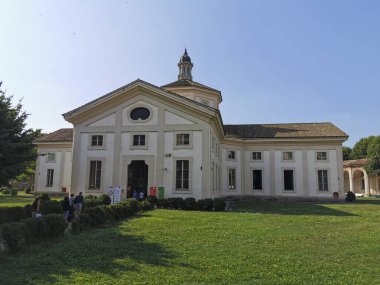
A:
34 50 348 200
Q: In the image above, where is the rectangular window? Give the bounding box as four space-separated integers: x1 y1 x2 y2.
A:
252 170 263 190
318 170 329 191
89 161 102 189
133 135 145 146
317 152 327 161
176 160 189 190
284 170 294 191
47 153 56 162
91 135 103 147
176 134 190 145
228 169 236 189
283 152 293 161
252 152 262 160
46 169 54 187
228 151 235 160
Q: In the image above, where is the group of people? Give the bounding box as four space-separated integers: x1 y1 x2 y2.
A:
62 192 84 221
127 185 145 200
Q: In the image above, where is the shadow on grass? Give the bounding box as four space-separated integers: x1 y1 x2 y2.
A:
230 200 358 216
0 220 187 284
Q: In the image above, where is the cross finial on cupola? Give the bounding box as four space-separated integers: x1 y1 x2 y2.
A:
178 48 193 80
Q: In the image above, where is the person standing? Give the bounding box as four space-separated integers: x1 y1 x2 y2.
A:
62 196 70 220
139 191 144 201
74 192 84 216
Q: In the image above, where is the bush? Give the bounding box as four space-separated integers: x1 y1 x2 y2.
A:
120 199 139 216
1 188 10 195
41 214 68 239
156 198 169 209
84 206 109 226
109 204 125 220
36 193 51 202
39 200 62 215
139 200 154 212
10 189 18 196
0 206 31 225
22 217 47 243
71 219 81 235
184 198 197 210
197 198 213 211
0 222 28 250
98 194 111 205
76 213 93 230
345 191 356 202
213 198 226 211
25 187 32 194
146 195 158 205
167 197 183 209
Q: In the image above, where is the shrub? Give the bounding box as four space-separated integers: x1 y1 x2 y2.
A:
98 194 111 205
146 195 158 205
77 213 93 230
0 206 30 225
345 191 356 202
120 199 139 215
22 217 47 243
109 204 125 220
41 214 68 239
25 187 32 194
36 193 51 202
84 196 100 208
1 188 10 195
71 219 81 235
156 198 169 209
197 198 213 211
0 222 27 250
167 198 182 209
184 198 197 210
10 189 18 196
213 198 226 211
84 206 109 226
39 200 62 215
139 200 154 212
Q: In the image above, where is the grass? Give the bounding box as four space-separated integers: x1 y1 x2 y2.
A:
0 199 379 285
0 193 63 207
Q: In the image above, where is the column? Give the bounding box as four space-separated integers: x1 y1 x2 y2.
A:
364 171 370 197
348 168 353 193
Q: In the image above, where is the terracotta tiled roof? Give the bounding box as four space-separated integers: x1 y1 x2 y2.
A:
34 128 73 143
343 159 368 167
162 79 221 94
224 122 348 139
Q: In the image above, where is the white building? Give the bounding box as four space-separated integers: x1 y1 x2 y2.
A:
34 50 348 200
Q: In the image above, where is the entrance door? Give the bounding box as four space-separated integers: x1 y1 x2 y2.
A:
127 160 148 198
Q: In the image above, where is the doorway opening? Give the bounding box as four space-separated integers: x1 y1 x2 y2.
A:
127 160 148 198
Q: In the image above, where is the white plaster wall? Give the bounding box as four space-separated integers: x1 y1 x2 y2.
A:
221 148 242 195
164 111 194 125
274 150 303 196
36 148 72 193
62 151 72 192
122 100 158 126
163 131 203 199
88 113 116 126
307 150 339 197
77 133 114 192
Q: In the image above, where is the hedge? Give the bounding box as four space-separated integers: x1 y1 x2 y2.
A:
148 197 226 212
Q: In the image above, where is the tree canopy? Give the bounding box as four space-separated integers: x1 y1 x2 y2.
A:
0 82 41 185
345 135 380 177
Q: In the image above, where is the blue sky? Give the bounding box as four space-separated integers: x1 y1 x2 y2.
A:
1 0 379 147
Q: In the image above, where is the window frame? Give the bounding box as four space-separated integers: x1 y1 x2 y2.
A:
86 157 105 191
282 151 294 162
130 133 149 150
88 134 106 150
173 132 193 149
46 153 56 163
228 168 237 190
46 169 54 187
251 169 263 191
282 168 296 192
316 151 329 162
173 157 193 193
251 151 263 162
128 105 153 123
317 169 330 192
227 150 236 161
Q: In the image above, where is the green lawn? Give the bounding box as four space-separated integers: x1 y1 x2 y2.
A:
0 194 36 207
0 200 379 285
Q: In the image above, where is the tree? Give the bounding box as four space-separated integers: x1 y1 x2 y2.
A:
350 136 376 159
342 146 352 160
0 82 41 185
364 156 380 177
